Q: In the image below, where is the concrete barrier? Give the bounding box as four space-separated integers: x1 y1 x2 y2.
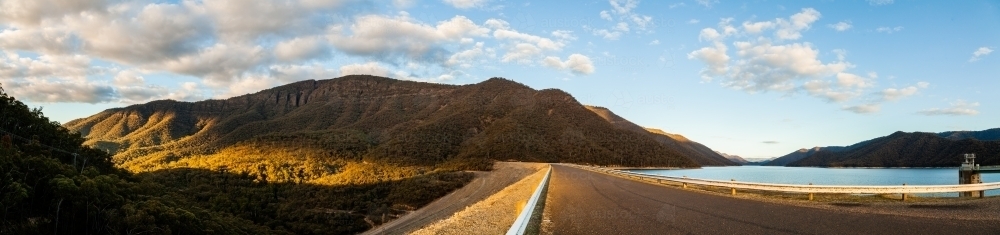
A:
506 166 552 235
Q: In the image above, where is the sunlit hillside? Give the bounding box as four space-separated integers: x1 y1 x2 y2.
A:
65 75 699 184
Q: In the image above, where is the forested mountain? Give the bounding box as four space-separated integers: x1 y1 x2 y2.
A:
764 136 879 166
1 83 473 234
769 130 1000 167
583 106 737 166
938 128 1000 141
66 76 698 178
765 147 838 166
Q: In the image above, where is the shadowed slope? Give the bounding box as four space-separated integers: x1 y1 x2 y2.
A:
584 105 737 166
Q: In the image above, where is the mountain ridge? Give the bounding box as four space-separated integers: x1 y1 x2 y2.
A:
65 75 701 180
583 105 738 166
767 129 1000 167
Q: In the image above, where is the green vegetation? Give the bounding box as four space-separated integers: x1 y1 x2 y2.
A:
0 83 472 234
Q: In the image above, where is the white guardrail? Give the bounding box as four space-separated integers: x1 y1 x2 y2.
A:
571 165 1000 194
506 166 552 235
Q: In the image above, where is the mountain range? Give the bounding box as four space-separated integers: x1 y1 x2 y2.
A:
65 76 716 182
767 129 1000 167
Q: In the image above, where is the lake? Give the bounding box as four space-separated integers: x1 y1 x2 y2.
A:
633 166 1000 197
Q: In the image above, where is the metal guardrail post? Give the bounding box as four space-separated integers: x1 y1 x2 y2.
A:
808 183 814 201
506 166 552 235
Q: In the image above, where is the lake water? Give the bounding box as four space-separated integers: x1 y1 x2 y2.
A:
633 166 1000 197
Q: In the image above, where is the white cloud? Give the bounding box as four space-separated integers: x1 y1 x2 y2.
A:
724 41 852 92
542 54 595 75
0 0 110 26
648 40 660 45
836 72 872 88
876 26 903 34
592 29 623 40
688 19 700 24
0 27 78 54
696 0 719 8
446 42 486 68
501 43 543 63
112 70 145 86
492 27 570 64
832 49 847 61
443 0 488 9
881 86 920 101
3 78 117 103
697 9 820 41
687 42 729 81
393 0 415 8
843 104 880 114
918 100 980 116
551 30 578 41
1 0 598 105
590 0 654 40
802 80 857 103
698 28 722 42
687 9 917 114
669 3 686 9
828 21 852 31
775 8 821 40
600 11 613 21
484 18 510 30
969 47 993 62
742 21 775 34
328 14 490 64
339 62 391 77
274 36 332 62
0 52 92 80
158 43 267 85
867 0 894 6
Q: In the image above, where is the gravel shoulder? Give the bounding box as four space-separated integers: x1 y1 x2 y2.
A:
408 164 548 235
363 162 547 235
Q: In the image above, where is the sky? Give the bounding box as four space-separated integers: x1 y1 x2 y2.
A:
1 0 997 158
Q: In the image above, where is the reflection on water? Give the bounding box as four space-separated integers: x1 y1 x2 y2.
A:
633 166 1000 197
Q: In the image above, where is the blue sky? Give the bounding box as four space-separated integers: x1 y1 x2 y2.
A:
1 0 997 158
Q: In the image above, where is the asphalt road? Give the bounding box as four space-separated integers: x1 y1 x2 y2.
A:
544 164 1000 235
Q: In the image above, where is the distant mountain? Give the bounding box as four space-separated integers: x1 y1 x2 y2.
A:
741 157 776 165
765 147 834 166
764 137 879 166
772 130 1000 167
715 151 749 165
584 106 737 166
66 75 699 178
938 128 1000 141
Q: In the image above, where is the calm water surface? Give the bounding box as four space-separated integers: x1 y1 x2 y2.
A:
634 166 1000 197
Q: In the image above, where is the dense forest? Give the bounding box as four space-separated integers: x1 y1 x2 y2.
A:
769 131 1000 167
0 84 472 234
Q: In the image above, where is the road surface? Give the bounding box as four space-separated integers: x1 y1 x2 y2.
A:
544 164 1000 234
